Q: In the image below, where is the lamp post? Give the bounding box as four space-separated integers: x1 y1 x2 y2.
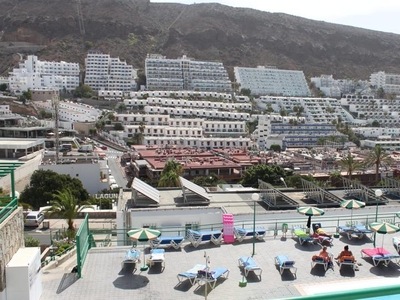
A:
203 251 210 300
280 177 288 188
374 189 383 248
252 193 260 257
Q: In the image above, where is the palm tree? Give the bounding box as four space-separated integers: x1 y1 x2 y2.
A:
365 146 394 183
45 189 92 231
158 160 184 187
337 153 363 181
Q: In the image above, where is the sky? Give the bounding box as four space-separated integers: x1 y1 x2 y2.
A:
152 0 400 34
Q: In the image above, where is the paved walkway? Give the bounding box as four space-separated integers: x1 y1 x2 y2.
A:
40 230 400 300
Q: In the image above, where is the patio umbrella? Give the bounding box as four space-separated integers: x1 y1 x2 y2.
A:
368 222 400 249
340 199 366 226
297 207 325 229
127 228 161 271
396 212 400 218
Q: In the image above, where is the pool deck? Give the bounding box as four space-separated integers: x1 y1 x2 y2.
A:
41 231 400 300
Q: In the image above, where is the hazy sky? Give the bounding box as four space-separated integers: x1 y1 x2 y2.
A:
152 0 400 34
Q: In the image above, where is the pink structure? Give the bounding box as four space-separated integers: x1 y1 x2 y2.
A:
222 214 235 243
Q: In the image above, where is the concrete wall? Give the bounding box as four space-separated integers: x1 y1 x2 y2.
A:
0 154 42 194
0 208 24 291
40 162 109 194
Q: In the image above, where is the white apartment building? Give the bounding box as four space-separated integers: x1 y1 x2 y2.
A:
341 95 400 126
256 96 350 124
35 100 100 123
234 66 310 96
115 114 246 139
310 74 358 97
143 106 250 121
0 105 12 115
370 71 400 94
361 138 400 152
352 127 400 139
145 54 232 92
126 90 232 100
123 97 252 111
254 114 341 149
84 50 136 91
8 55 80 93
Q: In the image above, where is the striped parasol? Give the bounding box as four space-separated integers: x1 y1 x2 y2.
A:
127 228 161 271
340 199 366 225
297 207 325 228
369 222 400 248
127 228 161 242
396 212 400 218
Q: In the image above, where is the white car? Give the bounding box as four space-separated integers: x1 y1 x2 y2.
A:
25 211 45 227
110 183 119 190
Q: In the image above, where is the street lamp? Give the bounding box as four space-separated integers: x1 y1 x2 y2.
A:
280 177 288 188
252 193 260 257
374 189 383 248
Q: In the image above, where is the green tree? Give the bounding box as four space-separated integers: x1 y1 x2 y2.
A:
158 160 183 187
116 103 127 113
377 87 385 99
338 153 363 181
285 174 315 188
73 84 93 98
114 123 124 130
25 236 40 247
270 144 281 152
371 120 380 127
241 164 288 187
0 83 7 92
19 170 89 209
364 145 394 183
44 189 92 231
293 105 304 118
23 90 32 100
240 88 251 96
135 70 146 88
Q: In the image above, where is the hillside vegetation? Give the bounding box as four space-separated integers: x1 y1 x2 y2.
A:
1 0 400 81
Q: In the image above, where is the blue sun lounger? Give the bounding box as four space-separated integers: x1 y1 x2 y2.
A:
234 227 266 242
150 235 185 249
275 255 297 277
238 256 262 279
195 267 230 289
187 229 222 248
177 264 206 285
121 248 140 269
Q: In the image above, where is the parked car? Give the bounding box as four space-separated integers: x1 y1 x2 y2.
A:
25 211 45 227
100 145 107 150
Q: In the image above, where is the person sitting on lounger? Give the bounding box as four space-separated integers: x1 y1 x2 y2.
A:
314 224 332 238
312 246 332 263
335 245 356 262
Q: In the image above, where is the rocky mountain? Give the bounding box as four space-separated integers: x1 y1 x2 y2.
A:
1 0 400 81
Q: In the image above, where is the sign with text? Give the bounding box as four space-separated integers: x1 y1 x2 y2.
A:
91 194 119 199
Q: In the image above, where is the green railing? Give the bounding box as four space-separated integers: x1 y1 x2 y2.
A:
287 284 400 300
0 162 23 223
76 214 92 278
87 211 400 247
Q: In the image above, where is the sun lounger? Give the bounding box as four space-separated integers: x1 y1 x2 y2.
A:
187 229 222 248
337 256 357 271
121 248 140 269
312 233 333 246
234 227 266 242
147 248 165 270
291 227 316 245
274 255 297 277
353 225 373 239
311 254 333 271
238 256 262 279
177 264 206 285
337 225 364 240
393 237 400 253
196 267 230 289
361 248 400 267
150 235 185 249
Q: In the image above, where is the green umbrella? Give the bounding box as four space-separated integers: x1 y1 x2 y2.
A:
127 228 161 271
368 222 400 248
127 228 161 242
340 199 366 226
297 207 325 228
396 212 400 218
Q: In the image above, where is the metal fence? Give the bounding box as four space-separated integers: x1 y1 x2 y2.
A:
76 214 93 278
